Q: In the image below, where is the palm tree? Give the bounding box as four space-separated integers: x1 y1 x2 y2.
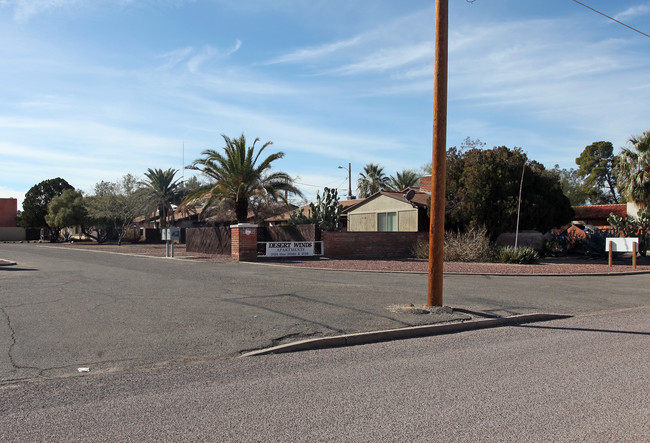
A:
617 130 650 207
184 133 303 223
388 169 421 191
357 163 389 198
140 168 181 229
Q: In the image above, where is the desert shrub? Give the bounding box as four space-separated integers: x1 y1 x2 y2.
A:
411 226 495 262
120 229 142 244
411 239 429 259
542 232 567 257
498 246 540 264
444 226 494 262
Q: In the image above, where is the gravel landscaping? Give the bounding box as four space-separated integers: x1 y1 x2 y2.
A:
31 241 650 275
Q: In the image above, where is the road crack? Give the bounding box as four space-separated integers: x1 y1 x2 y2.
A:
1 306 43 375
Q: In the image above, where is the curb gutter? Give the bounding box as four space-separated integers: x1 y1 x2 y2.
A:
240 313 572 357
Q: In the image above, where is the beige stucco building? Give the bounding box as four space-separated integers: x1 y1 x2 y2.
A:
344 190 429 232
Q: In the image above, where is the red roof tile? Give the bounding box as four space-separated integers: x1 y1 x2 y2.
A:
572 204 626 219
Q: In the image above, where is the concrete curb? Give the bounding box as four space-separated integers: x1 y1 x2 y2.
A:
240 313 573 357
248 260 650 277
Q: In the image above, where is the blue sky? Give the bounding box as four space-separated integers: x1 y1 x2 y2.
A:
2 0 650 208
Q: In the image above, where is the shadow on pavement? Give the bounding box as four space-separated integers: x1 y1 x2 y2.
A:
516 324 650 336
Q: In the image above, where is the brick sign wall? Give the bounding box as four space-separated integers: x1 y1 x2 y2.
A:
321 231 428 257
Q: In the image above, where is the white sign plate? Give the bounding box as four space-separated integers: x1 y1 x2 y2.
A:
162 227 181 241
266 241 315 257
606 237 638 252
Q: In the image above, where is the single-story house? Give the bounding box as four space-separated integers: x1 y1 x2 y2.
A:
571 202 644 230
343 189 430 232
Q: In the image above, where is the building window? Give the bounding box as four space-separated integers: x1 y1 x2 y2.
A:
377 212 397 232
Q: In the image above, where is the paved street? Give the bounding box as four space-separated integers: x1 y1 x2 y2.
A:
1 307 648 442
1 242 649 384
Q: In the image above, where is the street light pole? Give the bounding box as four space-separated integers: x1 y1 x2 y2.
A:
338 163 353 199
347 163 352 199
427 0 448 307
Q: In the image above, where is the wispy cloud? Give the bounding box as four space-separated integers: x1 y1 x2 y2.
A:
330 41 433 76
157 47 194 70
442 15 650 164
265 35 363 65
265 6 433 77
614 2 650 21
186 46 218 73
225 39 242 56
157 40 243 73
10 0 81 22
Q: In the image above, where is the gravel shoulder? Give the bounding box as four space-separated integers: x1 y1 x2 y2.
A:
30 241 650 275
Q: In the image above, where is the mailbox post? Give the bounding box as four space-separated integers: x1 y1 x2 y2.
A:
606 237 638 269
162 227 181 258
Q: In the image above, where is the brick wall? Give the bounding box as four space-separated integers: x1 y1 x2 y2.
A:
231 224 258 261
322 231 428 257
419 176 432 193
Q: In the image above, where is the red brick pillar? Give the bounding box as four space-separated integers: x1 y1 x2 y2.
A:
231 224 258 262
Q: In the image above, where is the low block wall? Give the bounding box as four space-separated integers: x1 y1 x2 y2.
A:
496 231 544 251
0 227 26 241
322 231 428 257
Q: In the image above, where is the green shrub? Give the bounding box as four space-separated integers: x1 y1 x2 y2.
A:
498 246 540 264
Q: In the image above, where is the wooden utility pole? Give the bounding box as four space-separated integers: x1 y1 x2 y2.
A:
427 0 448 307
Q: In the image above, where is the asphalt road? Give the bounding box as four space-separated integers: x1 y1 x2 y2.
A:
1 307 647 442
1 242 649 384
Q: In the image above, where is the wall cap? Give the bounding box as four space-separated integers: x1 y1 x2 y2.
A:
230 223 258 228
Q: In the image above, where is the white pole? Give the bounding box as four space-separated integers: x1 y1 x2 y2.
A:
514 161 526 250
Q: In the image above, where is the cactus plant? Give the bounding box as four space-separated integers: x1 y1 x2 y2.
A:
607 209 650 255
310 187 343 231
288 187 343 231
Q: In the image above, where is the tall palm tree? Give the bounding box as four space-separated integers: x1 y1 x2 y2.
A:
357 163 389 198
140 168 181 229
617 130 650 207
388 169 421 191
184 133 303 223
